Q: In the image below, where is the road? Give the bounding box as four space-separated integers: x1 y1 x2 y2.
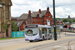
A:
0 38 28 47
28 38 75 50
0 32 75 50
0 32 66 47
27 32 75 50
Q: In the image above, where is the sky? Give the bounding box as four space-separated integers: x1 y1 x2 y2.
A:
11 0 75 18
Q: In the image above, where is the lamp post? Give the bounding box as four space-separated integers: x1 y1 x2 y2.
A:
53 0 57 40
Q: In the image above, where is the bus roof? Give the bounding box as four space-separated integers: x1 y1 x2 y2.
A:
25 24 51 28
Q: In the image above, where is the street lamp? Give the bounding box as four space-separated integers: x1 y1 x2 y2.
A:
53 0 57 40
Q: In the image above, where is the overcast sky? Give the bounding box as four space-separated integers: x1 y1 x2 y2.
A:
11 0 75 18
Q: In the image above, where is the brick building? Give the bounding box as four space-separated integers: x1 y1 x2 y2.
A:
56 21 63 25
16 7 53 31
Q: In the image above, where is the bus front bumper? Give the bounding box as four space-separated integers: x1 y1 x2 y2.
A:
25 39 29 41
25 38 40 41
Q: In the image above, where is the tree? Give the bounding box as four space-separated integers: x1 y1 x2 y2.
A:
73 20 75 22
12 24 18 31
2 23 7 38
68 19 72 23
63 19 72 23
11 21 18 31
63 19 68 22
2 24 7 30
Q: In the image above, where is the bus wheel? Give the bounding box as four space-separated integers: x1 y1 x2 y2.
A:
30 40 33 42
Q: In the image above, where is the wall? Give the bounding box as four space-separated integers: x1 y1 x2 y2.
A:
20 21 26 31
43 9 53 26
33 17 43 24
0 33 5 38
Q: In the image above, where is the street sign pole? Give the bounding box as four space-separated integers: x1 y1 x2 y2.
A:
53 0 57 40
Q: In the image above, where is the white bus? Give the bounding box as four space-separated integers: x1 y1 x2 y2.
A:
25 24 52 42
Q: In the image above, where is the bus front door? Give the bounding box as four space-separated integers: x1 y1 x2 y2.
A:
39 28 42 38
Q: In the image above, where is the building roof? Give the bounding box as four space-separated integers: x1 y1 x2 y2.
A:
16 21 23 27
18 10 47 19
31 10 47 17
11 17 19 19
18 13 28 19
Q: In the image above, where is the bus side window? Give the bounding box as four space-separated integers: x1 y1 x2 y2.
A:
42 28 44 34
42 28 47 34
48 28 51 34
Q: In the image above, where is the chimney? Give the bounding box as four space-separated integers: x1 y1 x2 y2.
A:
47 7 49 11
39 9 41 14
37 14 39 18
28 10 31 15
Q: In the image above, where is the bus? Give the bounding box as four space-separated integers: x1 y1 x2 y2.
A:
25 24 53 42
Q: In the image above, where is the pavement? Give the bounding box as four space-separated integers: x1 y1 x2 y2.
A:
0 38 25 43
0 32 75 50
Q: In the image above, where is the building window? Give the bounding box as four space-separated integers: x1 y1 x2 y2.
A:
50 23 51 25
39 14 41 17
46 22 47 25
48 16 50 17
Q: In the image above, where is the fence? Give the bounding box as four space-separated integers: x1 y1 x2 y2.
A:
11 31 25 38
